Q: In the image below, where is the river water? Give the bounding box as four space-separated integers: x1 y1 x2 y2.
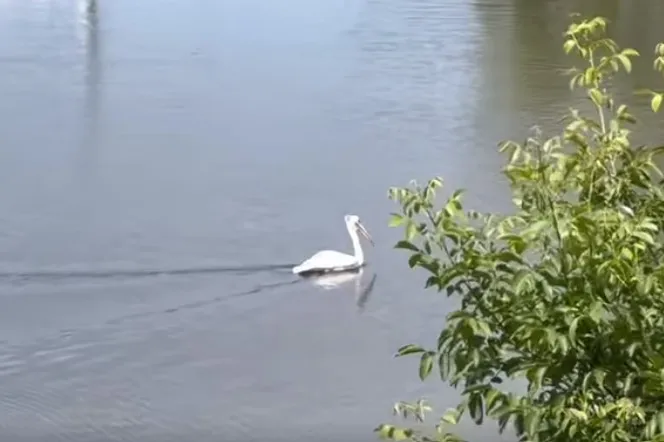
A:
0 0 663 441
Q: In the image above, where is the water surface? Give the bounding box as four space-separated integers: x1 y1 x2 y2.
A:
0 0 663 440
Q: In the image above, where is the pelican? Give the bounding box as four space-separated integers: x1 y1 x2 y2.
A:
292 214 374 275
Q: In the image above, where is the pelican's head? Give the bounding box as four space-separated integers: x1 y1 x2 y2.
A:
345 214 374 246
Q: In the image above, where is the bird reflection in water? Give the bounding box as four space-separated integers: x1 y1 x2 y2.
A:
302 267 378 312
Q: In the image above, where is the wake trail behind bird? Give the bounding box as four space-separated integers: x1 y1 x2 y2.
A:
0 263 299 284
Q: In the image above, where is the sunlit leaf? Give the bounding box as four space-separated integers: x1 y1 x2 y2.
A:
617 54 632 72
589 88 604 106
563 39 576 54
568 409 588 421
440 408 460 425
632 230 655 245
406 221 418 241
389 213 405 227
374 424 414 441
652 94 663 113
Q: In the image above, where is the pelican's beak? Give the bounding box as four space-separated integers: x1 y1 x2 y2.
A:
356 221 374 246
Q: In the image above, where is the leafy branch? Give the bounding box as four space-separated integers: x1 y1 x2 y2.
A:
378 15 664 442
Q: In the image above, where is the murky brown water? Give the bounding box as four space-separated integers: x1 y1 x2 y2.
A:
0 0 663 440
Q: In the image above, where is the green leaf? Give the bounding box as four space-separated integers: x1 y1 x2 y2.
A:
440 408 460 425
588 301 604 323
620 247 634 261
395 240 419 252
438 351 450 380
643 275 655 294
635 87 656 96
468 393 484 425
406 221 418 241
647 417 658 439
419 351 435 381
374 424 413 441
513 270 533 295
525 411 541 439
568 409 588 421
617 53 632 72
652 94 663 113
485 388 502 412
656 411 664 433
429 177 443 189
527 366 547 395
622 373 635 395
589 88 604 106
444 199 461 217
593 369 606 391
569 316 581 344
563 39 576 54
408 253 421 268
389 213 405 227
451 189 465 201
633 230 655 245
396 344 426 357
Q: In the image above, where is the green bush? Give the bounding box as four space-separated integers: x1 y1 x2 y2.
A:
377 15 664 442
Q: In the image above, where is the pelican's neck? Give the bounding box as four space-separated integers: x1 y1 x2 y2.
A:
347 223 364 264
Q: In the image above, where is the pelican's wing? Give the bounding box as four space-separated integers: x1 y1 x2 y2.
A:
292 250 358 274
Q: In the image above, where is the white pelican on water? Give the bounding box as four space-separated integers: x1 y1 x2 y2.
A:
292 215 374 275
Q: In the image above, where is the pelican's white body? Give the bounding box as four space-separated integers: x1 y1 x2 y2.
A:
292 250 363 274
292 215 372 275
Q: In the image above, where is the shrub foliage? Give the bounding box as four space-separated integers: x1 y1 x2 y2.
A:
377 16 664 442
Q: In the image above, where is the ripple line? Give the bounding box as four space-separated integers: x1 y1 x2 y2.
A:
106 278 303 326
0 263 297 284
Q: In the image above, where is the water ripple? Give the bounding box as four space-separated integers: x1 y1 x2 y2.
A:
0 263 297 285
